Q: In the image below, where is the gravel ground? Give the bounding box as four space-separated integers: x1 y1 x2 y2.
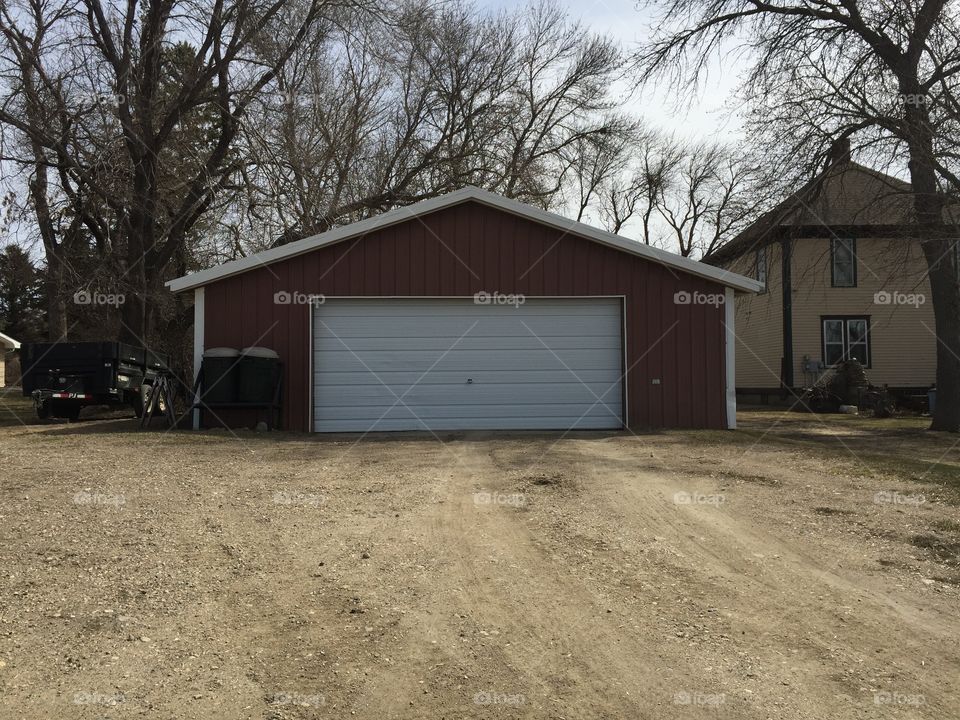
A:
1 392 958 719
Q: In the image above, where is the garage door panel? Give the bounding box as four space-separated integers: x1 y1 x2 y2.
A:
314 369 622 385
314 382 620 405
310 335 622 351
314 299 617 316
314 402 620 419
314 349 621 372
314 409 621 432
313 298 623 431
314 318 621 339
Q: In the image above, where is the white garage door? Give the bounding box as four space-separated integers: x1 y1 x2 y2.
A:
312 298 623 432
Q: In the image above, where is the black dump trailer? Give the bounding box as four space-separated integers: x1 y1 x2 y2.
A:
20 342 169 421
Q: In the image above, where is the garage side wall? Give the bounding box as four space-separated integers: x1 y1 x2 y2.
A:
202 201 729 431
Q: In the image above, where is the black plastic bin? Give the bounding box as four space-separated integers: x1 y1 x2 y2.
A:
237 347 280 403
202 347 240 403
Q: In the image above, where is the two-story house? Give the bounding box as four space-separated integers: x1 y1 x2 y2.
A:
705 152 952 399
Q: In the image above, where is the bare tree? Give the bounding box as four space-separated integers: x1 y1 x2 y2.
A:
636 0 960 430
0 0 342 342
237 0 631 250
655 140 765 257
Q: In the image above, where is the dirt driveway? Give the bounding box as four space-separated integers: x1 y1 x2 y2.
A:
0 401 958 718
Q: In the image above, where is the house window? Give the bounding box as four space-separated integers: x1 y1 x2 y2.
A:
822 317 870 367
755 246 767 292
831 237 857 287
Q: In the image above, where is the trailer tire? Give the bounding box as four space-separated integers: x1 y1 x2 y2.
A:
135 382 167 418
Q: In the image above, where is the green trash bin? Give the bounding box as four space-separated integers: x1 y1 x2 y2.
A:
237 347 280 403
202 347 240 403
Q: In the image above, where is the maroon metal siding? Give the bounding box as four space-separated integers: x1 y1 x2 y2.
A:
202 200 729 431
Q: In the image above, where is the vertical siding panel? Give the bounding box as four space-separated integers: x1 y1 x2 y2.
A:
542 225 558 296
647 267 664 426
711 302 726 427
572 240 589 295
432 209 451 295
674 286 692 427
628 259 644 428
663 269 680 428
409 219 424 295
481 213 504 292
283 259 300 431
504 215 520 295
365 231 380 295
349 235 364 295
527 221 544 297
471 203 486 295
396 220 410 296
380 228 396 296
454 204 473 295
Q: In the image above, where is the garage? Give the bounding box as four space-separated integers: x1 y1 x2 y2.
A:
312 297 624 431
167 186 761 431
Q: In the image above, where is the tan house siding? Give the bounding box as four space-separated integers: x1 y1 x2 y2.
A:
726 245 784 388
789 236 935 387
709 162 943 392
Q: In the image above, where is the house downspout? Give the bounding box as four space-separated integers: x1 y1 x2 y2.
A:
780 237 794 392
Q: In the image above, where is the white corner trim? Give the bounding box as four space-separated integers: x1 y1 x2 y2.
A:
192 287 205 430
724 287 737 429
165 187 764 295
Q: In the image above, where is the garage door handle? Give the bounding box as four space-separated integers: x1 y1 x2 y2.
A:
466 378 473 384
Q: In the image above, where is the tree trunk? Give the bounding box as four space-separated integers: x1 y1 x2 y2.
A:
44 255 68 341
923 245 960 430
902 91 960 430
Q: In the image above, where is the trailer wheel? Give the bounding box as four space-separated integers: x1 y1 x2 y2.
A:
36 402 50 420
136 382 167 418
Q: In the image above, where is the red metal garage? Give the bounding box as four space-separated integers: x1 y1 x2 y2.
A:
167 187 760 432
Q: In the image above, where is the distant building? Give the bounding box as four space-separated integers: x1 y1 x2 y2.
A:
0 332 21 387
705 156 955 398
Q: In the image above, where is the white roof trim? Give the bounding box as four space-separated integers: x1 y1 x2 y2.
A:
0 331 20 349
166 187 763 294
